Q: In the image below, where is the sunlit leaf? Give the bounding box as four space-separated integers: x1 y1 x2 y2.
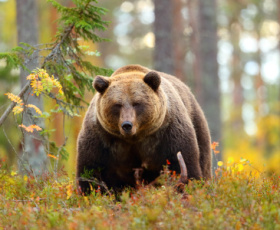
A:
26 104 42 115
19 124 42 133
4 92 22 104
12 105 23 115
48 154 58 160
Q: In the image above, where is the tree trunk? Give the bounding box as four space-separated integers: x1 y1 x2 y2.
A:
172 0 185 81
277 0 280 156
153 0 174 74
188 0 200 92
276 0 280 146
230 22 244 133
16 0 47 175
196 0 221 161
278 0 280 104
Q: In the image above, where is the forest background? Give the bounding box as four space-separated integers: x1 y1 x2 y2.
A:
0 0 279 177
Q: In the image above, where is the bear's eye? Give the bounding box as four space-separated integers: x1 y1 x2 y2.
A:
113 103 122 108
133 102 141 107
133 102 144 115
111 104 122 116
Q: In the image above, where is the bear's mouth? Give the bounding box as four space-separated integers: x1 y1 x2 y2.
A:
120 127 136 138
120 128 136 137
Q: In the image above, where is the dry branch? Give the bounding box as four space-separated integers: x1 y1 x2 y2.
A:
133 168 144 188
77 177 112 196
174 151 188 193
177 151 188 184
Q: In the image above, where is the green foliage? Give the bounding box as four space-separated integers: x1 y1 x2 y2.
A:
80 168 95 179
49 141 69 161
48 0 109 40
43 0 113 107
1 0 112 111
0 52 25 70
0 166 279 229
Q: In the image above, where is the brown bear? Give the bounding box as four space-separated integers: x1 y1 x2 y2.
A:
76 64 212 194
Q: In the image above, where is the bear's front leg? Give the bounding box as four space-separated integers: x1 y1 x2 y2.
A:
76 129 106 195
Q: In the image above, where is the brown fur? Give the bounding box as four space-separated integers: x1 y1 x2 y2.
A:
76 65 212 194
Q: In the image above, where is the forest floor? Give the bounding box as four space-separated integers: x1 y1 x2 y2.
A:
0 162 279 230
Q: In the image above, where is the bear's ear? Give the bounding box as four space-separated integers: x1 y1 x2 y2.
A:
93 76 110 94
144 71 161 91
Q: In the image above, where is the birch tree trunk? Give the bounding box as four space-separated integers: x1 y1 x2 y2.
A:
16 0 47 175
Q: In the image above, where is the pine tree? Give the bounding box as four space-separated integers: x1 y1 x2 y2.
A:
0 0 112 174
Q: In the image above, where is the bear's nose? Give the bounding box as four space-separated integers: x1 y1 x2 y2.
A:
121 121 133 132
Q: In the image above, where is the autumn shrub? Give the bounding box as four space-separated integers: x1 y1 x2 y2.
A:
0 161 279 229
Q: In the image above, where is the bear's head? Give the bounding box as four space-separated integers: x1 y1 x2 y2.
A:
93 70 167 141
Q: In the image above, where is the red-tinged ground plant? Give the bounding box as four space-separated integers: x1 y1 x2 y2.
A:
0 0 112 174
1 160 279 229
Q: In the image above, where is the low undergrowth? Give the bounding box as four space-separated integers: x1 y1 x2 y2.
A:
0 163 279 230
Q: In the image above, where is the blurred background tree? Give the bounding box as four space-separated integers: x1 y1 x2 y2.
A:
0 0 279 175
16 0 46 175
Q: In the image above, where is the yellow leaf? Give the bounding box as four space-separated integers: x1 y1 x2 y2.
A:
237 164 244 171
66 184 73 199
19 124 42 133
26 73 36 80
217 161 223 167
227 157 234 164
12 105 24 115
30 79 43 96
25 126 34 133
5 92 22 104
84 196 89 205
11 171 17 176
18 124 27 129
36 68 48 79
48 154 58 160
26 104 42 115
30 124 42 131
24 175 28 182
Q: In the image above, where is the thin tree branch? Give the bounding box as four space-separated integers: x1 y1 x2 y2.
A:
2 125 31 174
41 24 75 69
0 82 30 127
